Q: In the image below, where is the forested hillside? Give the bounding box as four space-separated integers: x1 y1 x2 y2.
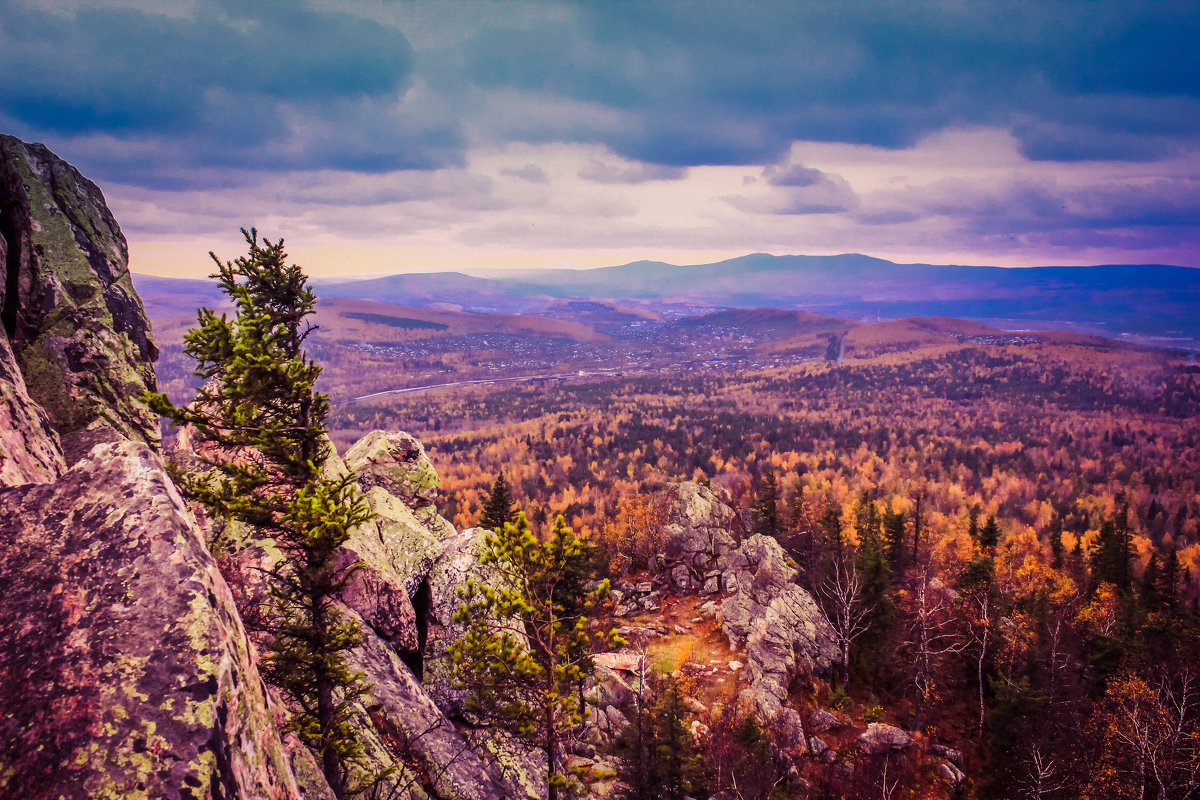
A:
327 338 1200 797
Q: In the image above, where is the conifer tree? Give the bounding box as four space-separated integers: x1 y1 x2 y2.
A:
1162 545 1180 611
145 229 371 799
1142 552 1162 608
479 471 517 531
882 508 906 571
980 514 1001 551
450 513 620 800
853 494 895 686
650 676 705 800
751 470 782 538
1049 519 1065 569
1092 514 1133 591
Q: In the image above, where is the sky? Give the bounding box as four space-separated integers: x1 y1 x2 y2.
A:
2 0 1200 278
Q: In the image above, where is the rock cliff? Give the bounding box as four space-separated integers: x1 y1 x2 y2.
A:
0 136 302 800
0 137 523 800
643 481 838 717
0 134 159 448
0 433 301 799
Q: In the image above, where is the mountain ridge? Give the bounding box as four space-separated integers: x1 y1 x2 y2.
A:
137 253 1200 347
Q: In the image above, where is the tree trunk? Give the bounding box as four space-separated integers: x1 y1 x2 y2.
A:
312 596 344 800
546 696 557 800
977 595 989 740
913 493 922 564
843 638 851 687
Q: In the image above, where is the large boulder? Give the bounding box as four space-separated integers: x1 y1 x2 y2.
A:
858 723 913 755
718 534 838 718
0 331 65 487
345 431 456 538
421 527 499 713
0 135 159 447
0 435 299 799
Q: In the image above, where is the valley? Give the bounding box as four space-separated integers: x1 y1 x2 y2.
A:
133 263 1200 800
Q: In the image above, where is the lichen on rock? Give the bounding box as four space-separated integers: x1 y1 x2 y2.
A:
345 430 456 538
0 330 65 487
0 134 159 448
0 435 298 799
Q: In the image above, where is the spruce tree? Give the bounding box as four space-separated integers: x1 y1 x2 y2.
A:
883 507 906 571
1049 519 1065 568
1092 514 1132 591
1142 552 1162 609
854 494 895 686
751 471 782 538
651 676 705 800
1162 545 1180 611
980 514 1001 551
145 229 371 799
479 471 517 531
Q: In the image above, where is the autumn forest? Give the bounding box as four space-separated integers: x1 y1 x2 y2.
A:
327 333 1200 799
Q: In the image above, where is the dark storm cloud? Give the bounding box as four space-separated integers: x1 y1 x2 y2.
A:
3 0 1199 193
727 163 857 215
458 0 1200 165
764 164 826 188
858 175 1200 245
0 0 462 183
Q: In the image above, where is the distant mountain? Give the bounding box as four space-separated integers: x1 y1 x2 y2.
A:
134 254 1200 349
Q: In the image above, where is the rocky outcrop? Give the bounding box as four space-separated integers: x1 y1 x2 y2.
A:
0 135 554 800
650 482 743 591
422 527 500 714
346 431 456 538
0 136 304 799
0 434 298 799
0 134 158 447
718 533 838 717
0 332 65 487
343 610 510 800
646 483 837 721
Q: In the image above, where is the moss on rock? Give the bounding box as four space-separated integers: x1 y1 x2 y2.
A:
0 134 159 448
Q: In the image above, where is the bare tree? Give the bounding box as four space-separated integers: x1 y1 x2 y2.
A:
1088 667 1200 800
901 568 966 701
1018 743 1070 800
878 753 902 800
969 589 992 740
818 554 874 686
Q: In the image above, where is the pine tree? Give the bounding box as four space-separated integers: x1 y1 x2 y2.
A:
651 676 705 800
854 494 894 687
451 513 621 800
883 507 906 572
1161 545 1180 612
479 471 517 531
1142 551 1162 609
144 229 371 799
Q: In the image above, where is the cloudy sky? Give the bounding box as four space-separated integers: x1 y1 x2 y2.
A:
3 0 1199 277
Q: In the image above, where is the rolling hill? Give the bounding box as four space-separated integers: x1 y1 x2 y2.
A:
133 253 1200 350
